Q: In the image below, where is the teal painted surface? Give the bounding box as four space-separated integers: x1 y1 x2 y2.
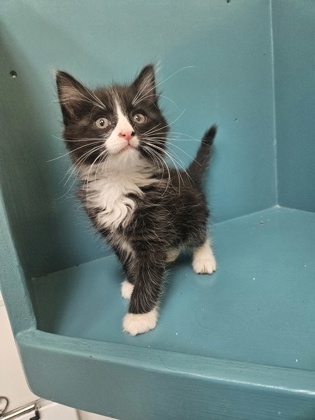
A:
0 0 276 278
18 329 315 420
33 207 315 372
0 1 315 419
273 0 315 211
0 191 35 334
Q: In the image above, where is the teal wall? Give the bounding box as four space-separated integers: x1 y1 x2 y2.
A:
1 2 315 418
273 0 315 211
0 0 277 279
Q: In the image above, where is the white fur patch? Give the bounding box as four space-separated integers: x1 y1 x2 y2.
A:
192 239 217 274
105 102 139 155
78 98 160 231
80 165 156 230
85 175 138 229
123 308 158 336
121 280 134 300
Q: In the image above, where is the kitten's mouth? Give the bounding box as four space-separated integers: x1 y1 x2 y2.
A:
114 143 137 156
124 142 136 150
117 138 139 154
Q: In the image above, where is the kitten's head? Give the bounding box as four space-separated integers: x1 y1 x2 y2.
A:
56 65 168 171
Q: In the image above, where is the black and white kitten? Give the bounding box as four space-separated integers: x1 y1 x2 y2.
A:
56 65 217 336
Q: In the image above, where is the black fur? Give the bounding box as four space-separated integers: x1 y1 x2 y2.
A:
188 125 217 189
56 65 217 329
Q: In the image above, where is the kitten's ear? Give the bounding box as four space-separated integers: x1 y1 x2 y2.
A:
132 64 157 103
56 71 87 123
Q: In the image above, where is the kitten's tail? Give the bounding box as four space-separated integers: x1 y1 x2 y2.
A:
187 124 217 188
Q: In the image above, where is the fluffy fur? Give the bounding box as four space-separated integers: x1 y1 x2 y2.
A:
56 65 217 336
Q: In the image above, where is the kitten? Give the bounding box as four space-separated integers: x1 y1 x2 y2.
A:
56 65 217 336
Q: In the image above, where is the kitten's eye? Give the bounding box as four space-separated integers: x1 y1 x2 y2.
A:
95 117 110 129
133 113 147 124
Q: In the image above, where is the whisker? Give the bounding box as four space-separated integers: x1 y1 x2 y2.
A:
85 87 107 110
150 137 200 164
62 144 105 187
47 141 101 162
142 146 171 194
170 131 201 141
133 66 194 106
85 150 107 188
154 65 195 91
52 134 105 143
59 76 107 110
94 149 109 180
145 142 188 190
142 108 186 139
141 123 163 137
152 140 194 185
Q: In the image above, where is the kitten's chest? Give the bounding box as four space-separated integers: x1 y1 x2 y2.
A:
82 172 153 230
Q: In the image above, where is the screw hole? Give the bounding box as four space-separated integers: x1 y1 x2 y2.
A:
227 0 231 3
10 70 17 79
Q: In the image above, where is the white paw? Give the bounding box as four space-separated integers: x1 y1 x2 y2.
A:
121 280 134 300
192 254 217 274
123 308 158 336
192 239 217 274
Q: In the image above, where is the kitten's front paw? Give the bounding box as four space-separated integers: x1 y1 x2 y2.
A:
121 280 134 300
123 308 158 336
192 255 217 274
192 240 217 274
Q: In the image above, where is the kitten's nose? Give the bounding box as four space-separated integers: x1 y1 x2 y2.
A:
118 131 135 142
